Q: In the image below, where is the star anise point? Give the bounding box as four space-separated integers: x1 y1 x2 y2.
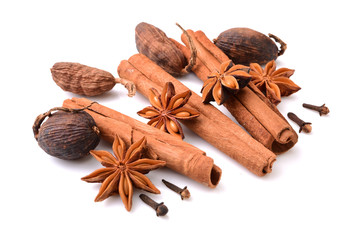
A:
82 135 166 211
201 60 251 105
138 82 199 139
249 60 300 105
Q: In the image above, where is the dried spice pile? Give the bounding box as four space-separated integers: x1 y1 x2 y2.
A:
33 21 329 216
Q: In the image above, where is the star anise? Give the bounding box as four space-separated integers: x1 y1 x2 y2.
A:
201 60 251 105
249 60 301 105
137 82 199 139
81 135 166 211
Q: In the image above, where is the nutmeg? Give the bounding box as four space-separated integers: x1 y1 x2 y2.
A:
33 107 100 160
135 22 196 76
214 28 287 65
51 62 135 97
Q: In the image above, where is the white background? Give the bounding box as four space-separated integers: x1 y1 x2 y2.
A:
1 0 359 239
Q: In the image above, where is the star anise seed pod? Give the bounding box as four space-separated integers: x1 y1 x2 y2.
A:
138 82 200 139
201 60 252 105
249 60 301 105
81 135 166 211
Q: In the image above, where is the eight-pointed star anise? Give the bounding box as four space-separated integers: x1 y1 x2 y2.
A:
81 135 166 211
137 82 199 139
249 60 301 105
201 60 252 105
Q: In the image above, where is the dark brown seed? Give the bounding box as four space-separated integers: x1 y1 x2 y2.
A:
135 22 192 76
214 28 287 65
36 111 100 160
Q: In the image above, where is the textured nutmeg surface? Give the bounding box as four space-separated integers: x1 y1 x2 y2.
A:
51 62 116 96
135 22 187 76
214 28 280 65
37 111 100 160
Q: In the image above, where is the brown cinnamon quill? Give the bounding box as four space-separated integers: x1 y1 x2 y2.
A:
63 97 221 188
118 54 277 176
176 30 298 154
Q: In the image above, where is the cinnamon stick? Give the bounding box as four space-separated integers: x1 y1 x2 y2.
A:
63 97 221 188
178 30 298 154
118 53 277 176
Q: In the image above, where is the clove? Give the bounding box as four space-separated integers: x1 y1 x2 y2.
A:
287 112 312 133
139 194 168 217
303 103 330 116
162 179 190 200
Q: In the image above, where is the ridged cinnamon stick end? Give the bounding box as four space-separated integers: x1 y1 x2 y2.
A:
271 129 298 155
278 129 295 144
262 156 276 175
209 165 222 188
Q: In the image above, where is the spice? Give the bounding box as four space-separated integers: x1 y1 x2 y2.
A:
287 112 312 133
201 60 251 105
63 98 222 188
81 136 166 211
214 28 287 65
135 22 196 76
118 54 277 176
51 62 135 97
303 103 330 116
137 82 200 139
178 29 298 154
162 179 190 200
249 60 300 105
139 194 168 217
33 104 100 160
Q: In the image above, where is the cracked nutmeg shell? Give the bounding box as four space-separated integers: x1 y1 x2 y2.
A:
35 111 100 160
214 28 287 65
135 22 188 76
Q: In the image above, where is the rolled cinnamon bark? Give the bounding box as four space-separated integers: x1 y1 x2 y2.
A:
118 53 277 176
63 97 221 188
178 30 298 154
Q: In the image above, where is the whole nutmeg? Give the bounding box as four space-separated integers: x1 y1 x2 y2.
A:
33 106 100 160
51 62 135 97
135 22 196 76
214 28 287 65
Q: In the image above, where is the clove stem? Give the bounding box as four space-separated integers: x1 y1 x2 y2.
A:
162 179 190 200
287 112 312 133
139 194 168 217
302 103 329 116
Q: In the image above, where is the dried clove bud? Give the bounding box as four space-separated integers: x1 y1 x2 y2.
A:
303 103 330 116
135 22 196 76
51 62 135 97
214 28 287 65
33 104 100 160
162 179 190 200
287 112 312 133
139 194 168 217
